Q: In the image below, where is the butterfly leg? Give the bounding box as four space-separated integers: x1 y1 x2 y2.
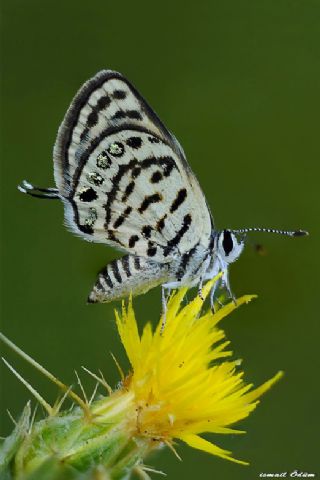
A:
210 277 222 312
198 278 204 301
88 255 170 304
160 286 168 333
222 268 237 305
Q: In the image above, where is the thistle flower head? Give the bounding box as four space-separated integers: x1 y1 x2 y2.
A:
114 276 283 465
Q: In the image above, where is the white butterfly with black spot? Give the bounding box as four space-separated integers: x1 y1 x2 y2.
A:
19 70 308 309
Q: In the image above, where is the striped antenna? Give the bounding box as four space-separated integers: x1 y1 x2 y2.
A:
231 227 309 237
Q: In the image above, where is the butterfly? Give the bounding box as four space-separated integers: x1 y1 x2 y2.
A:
19 70 308 310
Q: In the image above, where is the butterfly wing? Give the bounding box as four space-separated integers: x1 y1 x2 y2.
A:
53 70 213 262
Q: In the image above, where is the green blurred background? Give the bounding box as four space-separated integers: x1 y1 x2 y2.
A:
1 0 319 478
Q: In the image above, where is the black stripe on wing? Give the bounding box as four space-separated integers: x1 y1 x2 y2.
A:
163 214 193 257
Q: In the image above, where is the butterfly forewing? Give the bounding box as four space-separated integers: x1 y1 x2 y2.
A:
53 70 213 262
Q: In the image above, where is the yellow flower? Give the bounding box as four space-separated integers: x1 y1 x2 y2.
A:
115 275 283 465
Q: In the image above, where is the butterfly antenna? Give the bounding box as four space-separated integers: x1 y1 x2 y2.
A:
18 180 60 199
231 227 309 237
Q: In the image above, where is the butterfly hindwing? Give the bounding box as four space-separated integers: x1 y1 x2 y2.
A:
53 70 213 261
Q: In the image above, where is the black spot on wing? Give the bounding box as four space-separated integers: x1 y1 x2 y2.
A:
122 181 135 202
170 188 187 213
113 206 132 229
148 136 160 144
161 158 175 177
176 245 198 281
150 171 163 183
129 235 139 248
78 224 94 235
97 95 111 109
156 214 167 232
80 127 89 141
138 193 162 214
142 225 152 238
163 214 192 257
87 95 111 127
147 241 157 257
113 90 127 99
112 110 143 121
79 187 97 202
87 111 98 127
126 136 142 149
131 167 141 178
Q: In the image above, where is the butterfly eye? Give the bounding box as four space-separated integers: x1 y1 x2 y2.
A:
222 230 234 256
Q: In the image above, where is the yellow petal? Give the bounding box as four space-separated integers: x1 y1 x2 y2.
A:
209 294 257 327
243 371 284 403
178 433 249 465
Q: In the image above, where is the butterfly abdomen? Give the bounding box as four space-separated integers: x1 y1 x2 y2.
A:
88 255 170 303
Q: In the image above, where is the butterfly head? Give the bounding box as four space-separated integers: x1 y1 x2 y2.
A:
215 226 309 266
216 229 245 264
